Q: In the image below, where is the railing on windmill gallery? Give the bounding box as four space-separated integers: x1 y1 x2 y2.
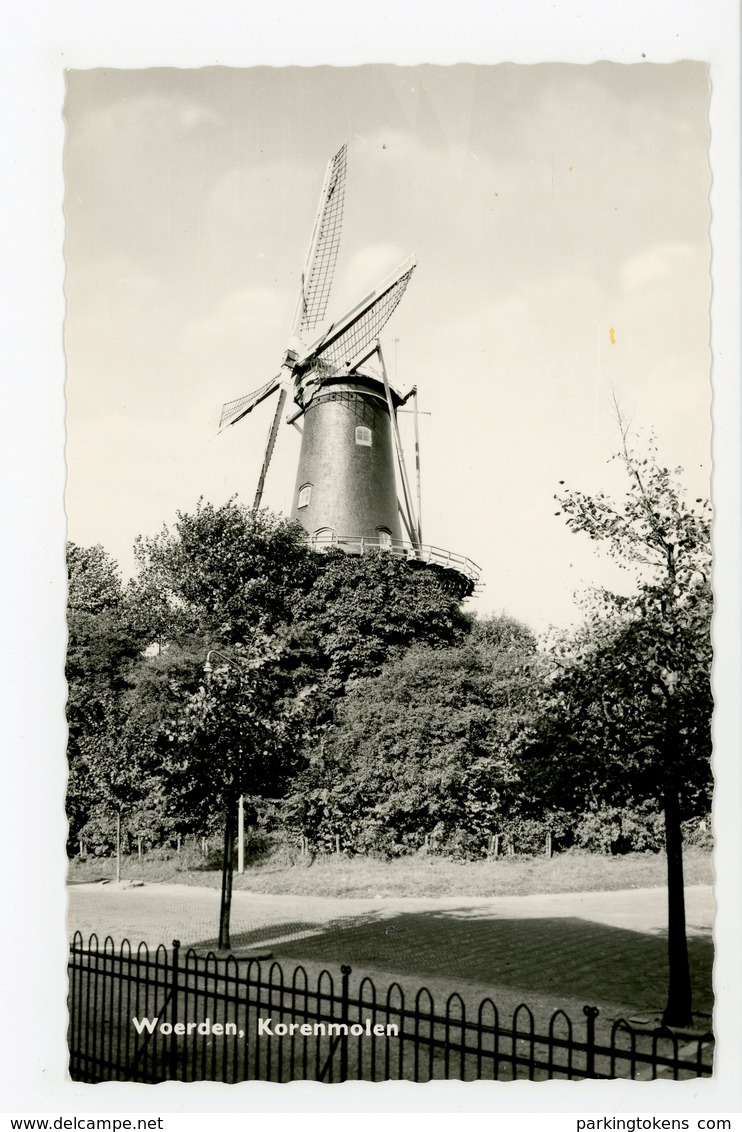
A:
308 531 481 594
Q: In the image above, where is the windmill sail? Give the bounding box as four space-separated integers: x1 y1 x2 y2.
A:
293 143 347 338
219 374 281 431
302 257 416 376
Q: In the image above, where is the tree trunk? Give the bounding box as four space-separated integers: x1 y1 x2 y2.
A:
218 800 236 951
662 785 692 1027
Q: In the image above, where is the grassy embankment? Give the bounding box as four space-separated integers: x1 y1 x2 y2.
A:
67 846 713 898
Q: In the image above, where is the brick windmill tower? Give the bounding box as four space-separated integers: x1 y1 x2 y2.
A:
219 144 479 598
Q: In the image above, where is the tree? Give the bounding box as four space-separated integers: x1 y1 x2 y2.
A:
545 423 712 1026
130 500 321 946
163 635 313 948
285 614 542 856
297 548 470 694
132 499 318 645
66 543 151 860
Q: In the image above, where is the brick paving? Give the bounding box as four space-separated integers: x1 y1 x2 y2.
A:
67 882 714 1027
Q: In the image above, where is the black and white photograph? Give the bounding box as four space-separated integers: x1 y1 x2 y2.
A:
62 60 715 1084
2 0 741 1123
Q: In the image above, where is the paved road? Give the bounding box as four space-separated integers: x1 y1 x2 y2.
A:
67 882 714 1026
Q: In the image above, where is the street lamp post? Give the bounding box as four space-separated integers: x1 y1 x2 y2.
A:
238 794 245 874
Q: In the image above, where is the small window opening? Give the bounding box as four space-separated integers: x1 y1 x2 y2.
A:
355 425 373 447
376 527 393 550
313 527 337 549
297 484 312 509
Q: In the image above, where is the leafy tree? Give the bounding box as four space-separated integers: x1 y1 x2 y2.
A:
286 614 542 856
66 543 150 858
127 501 325 944
132 499 318 645
67 542 124 615
162 635 314 947
297 548 470 694
538 423 712 1026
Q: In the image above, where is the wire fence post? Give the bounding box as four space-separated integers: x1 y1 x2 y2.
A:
340 964 351 1082
583 1005 599 1077
169 939 180 1078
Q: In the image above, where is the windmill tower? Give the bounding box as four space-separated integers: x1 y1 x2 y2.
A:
219 144 479 598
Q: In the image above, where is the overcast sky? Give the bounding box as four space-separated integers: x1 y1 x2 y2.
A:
63 62 711 630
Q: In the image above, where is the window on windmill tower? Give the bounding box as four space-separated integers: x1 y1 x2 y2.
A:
355 425 373 447
313 527 337 549
376 527 393 550
297 483 312 509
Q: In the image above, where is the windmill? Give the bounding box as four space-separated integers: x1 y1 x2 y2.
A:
219 143 479 597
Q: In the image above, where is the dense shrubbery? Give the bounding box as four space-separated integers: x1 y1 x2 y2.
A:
571 803 666 854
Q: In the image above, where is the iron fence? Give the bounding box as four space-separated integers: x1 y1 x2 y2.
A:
68 932 713 1084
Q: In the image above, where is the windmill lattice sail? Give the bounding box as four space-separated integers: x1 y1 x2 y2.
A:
302 259 415 377
296 142 347 338
219 375 280 432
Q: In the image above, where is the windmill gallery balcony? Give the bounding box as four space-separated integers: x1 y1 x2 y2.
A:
307 530 481 598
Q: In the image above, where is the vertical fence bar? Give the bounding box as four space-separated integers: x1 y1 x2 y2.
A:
583 1006 599 1078
360 976 378 1082
132 942 145 1082
119 940 131 1081
697 1035 713 1078
445 993 466 1078
183 949 197 1082
68 934 79 1079
478 999 499 1080
112 940 123 1081
208 950 220 1082
459 1000 469 1079
226 956 241 1085
249 959 264 1082
269 961 285 1083
512 1003 536 1080
316 969 334 1082
339 965 351 1082
547 1009 573 1079
669 1036 686 1081
609 1019 637 1079
169 940 180 1079
413 987 434 1082
84 933 99 1081
103 937 115 1078
289 965 305 1080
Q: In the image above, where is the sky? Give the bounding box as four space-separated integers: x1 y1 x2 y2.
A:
63 62 712 630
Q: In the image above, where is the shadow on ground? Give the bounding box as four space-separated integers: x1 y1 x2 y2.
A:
190 906 713 1019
